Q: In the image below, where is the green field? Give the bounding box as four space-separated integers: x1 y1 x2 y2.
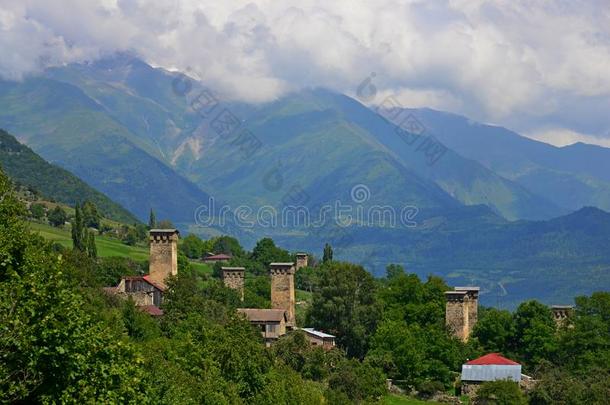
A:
29 221 150 260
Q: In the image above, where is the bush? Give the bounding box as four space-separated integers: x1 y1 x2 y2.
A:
327 359 386 403
29 203 45 220
474 380 526 405
417 380 445 399
48 206 67 227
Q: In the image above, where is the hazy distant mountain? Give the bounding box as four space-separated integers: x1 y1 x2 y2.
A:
36 55 562 222
0 129 137 223
0 69 212 222
403 108 610 212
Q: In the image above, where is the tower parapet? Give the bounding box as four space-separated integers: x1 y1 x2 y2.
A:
222 267 245 301
295 253 309 270
551 305 573 326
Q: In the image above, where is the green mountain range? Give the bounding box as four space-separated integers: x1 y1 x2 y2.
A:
1 54 609 307
0 129 136 223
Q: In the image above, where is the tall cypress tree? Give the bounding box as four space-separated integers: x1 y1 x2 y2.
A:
87 230 97 259
71 204 85 252
322 243 333 263
148 208 156 229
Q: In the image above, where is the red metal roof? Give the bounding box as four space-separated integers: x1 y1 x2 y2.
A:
466 353 520 366
139 305 164 316
142 275 167 291
203 253 232 260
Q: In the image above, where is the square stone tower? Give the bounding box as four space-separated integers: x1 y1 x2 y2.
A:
455 286 479 336
445 286 480 342
270 262 296 328
222 266 245 301
148 229 179 287
295 253 308 270
551 305 573 326
445 290 469 341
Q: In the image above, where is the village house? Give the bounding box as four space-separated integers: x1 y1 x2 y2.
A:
237 308 288 346
301 328 336 349
460 353 522 396
105 228 179 316
202 253 232 263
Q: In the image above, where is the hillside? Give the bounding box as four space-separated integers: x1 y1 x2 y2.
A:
0 129 137 223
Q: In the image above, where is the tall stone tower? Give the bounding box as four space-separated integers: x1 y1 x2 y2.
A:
551 305 573 326
270 262 296 328
445 290 469 341
295 253 308 270
222 266 245 301
445 286 479 342
148 229 179 287
456 286 479 336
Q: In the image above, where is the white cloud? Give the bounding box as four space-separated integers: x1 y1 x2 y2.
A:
526 128 610 148
1 0 610 144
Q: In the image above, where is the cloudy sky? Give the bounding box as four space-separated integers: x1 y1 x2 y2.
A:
1 0 610 146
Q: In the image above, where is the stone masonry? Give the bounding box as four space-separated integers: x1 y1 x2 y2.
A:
148 229 179 287
295 253 309 270
551 305 573 326
222 266 245 301
456 286 479 337
445 286 479 342
270 262 296 328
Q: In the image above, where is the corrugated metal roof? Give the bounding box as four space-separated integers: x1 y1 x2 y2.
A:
301 328 335 339
461 364 521 382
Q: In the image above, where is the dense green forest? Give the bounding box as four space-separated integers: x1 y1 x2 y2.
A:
1 168 608 403
0 129 137 223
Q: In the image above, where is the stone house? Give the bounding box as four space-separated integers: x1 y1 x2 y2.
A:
301 328 336 349
202 253 232 263
237 308 288 346
105 275 165 315
461 353 521 396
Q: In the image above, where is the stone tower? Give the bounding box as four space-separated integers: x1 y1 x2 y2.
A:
445 286 479 342
295 253 308 270
551 305 573 326
148 229 179 287
222 266 245 301
456 286 479 336
270 262 296 328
